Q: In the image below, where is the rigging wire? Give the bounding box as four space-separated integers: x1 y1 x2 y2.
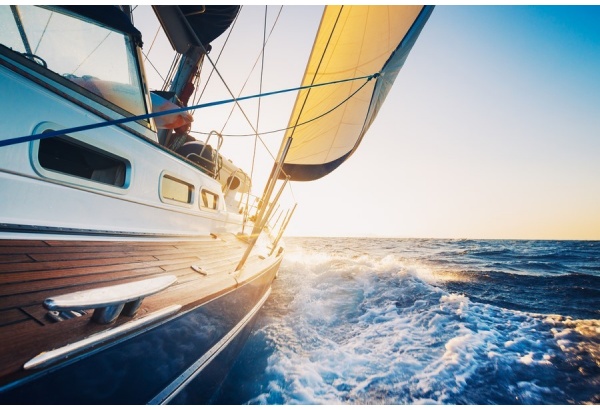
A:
215 6 283 135
1 73 378 148
132 6 166 83
190 6 289 220
141 49 167 84
258 7 267 130
202 6 298 209
243 5 270 228
195 12 281 163
71 31 112 75
250 5 269 187
189 75 372 139
144 26 161 62
33 11 53 55
190 7 242 113
134 6 282 164
162 53 181 92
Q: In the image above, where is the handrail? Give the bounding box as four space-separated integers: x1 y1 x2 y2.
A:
204 130 223 178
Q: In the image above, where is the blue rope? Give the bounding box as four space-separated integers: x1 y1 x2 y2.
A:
0 72 379 148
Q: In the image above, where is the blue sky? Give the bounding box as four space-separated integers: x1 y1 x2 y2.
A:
285 5 600 239
136 5 600 239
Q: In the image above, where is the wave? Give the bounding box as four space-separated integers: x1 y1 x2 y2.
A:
214 238 600 405
280 239 600 319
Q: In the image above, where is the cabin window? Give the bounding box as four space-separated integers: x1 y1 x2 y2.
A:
161 175 194 204
0 6 147 116
200 189 219 211
38 135 128 187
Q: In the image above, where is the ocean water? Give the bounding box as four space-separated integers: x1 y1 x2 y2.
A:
213 238 600 405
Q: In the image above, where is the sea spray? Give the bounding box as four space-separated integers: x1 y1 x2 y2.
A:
213 238 600 405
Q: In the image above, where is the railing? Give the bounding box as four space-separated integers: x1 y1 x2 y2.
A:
237 192 287 233
184 130 224 179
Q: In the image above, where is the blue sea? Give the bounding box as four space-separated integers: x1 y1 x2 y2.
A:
214 238 600 405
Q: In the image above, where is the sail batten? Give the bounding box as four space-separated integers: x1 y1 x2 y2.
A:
279 5 434 181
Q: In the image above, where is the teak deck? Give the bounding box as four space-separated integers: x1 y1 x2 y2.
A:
0 233 261 383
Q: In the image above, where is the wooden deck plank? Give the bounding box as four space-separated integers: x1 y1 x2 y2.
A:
0 244 175 255
142 276 236 312
0 254 34 264
199 255 242 271
0 240 49 248
0 251 217 286
0 255 205 297
159 270 203 283
0 308 30 327
0 233 268 385
173 242 244 250
0 255 158 274
153 250 238 263
159 260 204 273
0 242 236 261
0 268 168 309
0 255 240 310
0 319 50 378
0 257 193 287
25 246 215 262
42 238 216 247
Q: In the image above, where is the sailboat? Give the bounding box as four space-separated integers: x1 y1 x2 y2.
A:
0 5 433 404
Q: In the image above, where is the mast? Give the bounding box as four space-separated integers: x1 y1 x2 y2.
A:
157 45 204 144
152 6 205 144
152 5 239 144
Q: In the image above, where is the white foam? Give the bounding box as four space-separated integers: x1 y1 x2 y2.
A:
250 239 599 404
